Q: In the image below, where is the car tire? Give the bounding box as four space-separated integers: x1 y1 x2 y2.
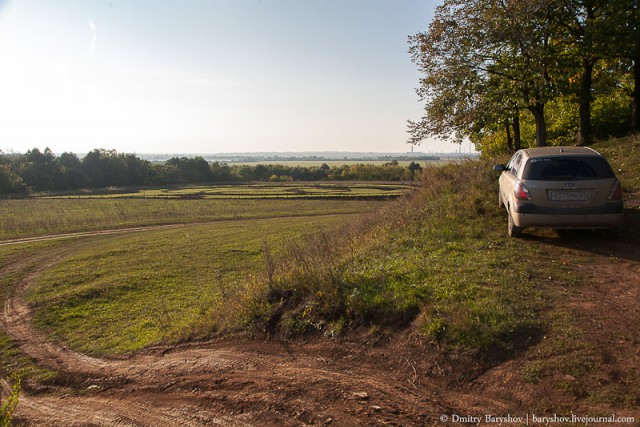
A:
507 210 523 238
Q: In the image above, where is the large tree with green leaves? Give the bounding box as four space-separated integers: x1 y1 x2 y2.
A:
553 0 620 146
604 0 640 133
409 0 562 150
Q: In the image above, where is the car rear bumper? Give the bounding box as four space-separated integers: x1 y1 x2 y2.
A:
511 201 624 229
511 209 623 229
513 202 623 216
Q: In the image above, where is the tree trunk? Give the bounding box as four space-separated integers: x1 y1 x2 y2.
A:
577 58 595 146
633 57 640 134
505 119 514 153
513 112 521 151
528 103 547 147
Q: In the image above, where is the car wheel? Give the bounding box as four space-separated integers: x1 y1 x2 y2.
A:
507 210 523 238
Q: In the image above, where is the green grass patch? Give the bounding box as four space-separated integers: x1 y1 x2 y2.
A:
592 135 640 202
233 161 551 357
232 144 635 362
27 215 354 356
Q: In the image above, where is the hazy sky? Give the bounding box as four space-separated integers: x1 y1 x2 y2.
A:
0 0 468 154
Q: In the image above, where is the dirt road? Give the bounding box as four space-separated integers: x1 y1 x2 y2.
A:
0 245 458 426
2 225 639 426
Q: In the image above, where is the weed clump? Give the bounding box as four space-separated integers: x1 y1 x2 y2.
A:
0 377 21 427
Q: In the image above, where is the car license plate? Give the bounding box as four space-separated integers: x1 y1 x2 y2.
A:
549 190 590 201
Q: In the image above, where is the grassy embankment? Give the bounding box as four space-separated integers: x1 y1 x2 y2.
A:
22 164 546 357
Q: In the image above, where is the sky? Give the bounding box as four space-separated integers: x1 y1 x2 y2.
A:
0 0 471 155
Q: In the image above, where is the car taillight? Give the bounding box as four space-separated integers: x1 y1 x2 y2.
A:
608 179 622 201
514 181 532 201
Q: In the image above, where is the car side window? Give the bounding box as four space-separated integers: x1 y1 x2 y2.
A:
507 152 522 177
505 154 516 172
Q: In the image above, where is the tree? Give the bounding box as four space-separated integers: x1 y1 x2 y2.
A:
122 154 152 186
553 0 615 145
253 164 269 181
0 164 29 195
19 148 61 191
82 149 129 187
166 156 214 183
210 162 234 181
57 152 87 189
409 0 563 151
606 0 640 133
407 161 423 179
407 1 485 146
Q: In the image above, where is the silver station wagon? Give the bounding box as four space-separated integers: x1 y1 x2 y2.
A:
493 147 624 237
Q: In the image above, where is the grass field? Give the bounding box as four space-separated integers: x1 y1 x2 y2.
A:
27 215 352 356
0 197 385 241
3 138 639 410
36 182 412 200
0 187 382 376
229 160 442 167
12 161 558 360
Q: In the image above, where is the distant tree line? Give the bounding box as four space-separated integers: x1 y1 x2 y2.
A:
0 148 423 195
409 0 639 154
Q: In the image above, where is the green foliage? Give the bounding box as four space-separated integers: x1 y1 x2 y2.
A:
0 165 29 196
1 148 425 196
546 96 580 147
0 377 21 427
591 90 632 138
409 0 563 149
410 0 637 153
474 113 537 156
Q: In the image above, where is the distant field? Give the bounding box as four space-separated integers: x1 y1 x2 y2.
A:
230 160 444 167
0 197 384 240
38 182 412 200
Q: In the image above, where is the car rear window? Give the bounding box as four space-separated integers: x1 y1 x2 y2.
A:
523 156 615 181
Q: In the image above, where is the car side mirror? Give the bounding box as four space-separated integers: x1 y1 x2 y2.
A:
493 164 506 172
